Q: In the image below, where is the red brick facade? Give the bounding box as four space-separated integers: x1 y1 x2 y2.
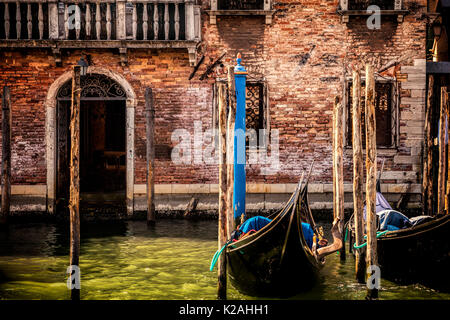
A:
0 1 428 210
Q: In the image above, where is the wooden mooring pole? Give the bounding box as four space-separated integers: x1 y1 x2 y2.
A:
217 83 228 300
1 87 11 226
438 87 447 215
226 66 236 238
340 63 347 262
365 64 378 299
334 95 345 262
332 100 337 225
447 87 450 215
316 97 344 260
69 65 81 301
423 75 434 215
145 88 155 224
351 69 365 283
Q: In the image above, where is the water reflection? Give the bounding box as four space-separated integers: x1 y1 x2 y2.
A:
0 220 448 300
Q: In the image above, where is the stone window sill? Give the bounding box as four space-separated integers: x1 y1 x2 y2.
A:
207 10 276 25
344 147 398 157
337 9 409 23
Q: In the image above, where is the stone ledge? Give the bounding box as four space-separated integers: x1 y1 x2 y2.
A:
133 183 422 194
0 183 423 197
0 185 46 195
3 192 422 214
206 10 276 24
133 193 422 212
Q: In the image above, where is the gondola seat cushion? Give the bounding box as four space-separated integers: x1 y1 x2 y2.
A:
239 216 272 234
385 225 400 231
409 215 434 226
238 216 314 249
377 210 412 231
301 222 314 249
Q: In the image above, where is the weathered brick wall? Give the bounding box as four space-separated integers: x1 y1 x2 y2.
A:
0 0 427 197
202 0 427 187
0 48 214 186
0 50 53 184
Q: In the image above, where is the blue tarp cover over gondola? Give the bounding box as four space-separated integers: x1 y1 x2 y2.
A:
377 210 412 231
363 191 412 231
238 216 315 249
240 216 271 234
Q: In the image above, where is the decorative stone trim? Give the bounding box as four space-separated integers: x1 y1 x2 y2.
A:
209 0 274 24
337 0 407 24
44 66 136 215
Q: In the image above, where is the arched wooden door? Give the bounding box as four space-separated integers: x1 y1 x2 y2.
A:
55 74 127 212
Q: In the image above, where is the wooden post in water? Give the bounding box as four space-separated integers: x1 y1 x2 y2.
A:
337 100 345 261
226 66 236 238
438 87 447 215
447 88 450 215
351 69 365 283
69 65 81 301
145 88 155 224
316 97 344 260
333 95 345 261
365 64 378 299
332 100 337 222
423 76 434 215
340 64 347 262
217 83 228 300
1 87 11 226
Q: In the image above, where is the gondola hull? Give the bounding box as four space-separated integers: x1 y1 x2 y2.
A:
226 191 322 297
377 214 450 291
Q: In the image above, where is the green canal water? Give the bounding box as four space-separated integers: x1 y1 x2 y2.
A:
0 220 448 300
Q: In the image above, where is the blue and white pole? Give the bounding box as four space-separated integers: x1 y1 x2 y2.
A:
233 53 248 222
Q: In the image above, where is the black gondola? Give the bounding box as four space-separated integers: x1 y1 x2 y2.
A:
376 213 450 290
349 180 450 291
225 178 325 297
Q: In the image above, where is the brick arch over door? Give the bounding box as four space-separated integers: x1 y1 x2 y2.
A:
44 67 136 215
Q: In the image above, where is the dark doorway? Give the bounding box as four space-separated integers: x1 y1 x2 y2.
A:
55 74 127 213
80 100 126 193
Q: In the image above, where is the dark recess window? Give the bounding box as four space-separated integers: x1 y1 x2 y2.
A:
213 81 267 148
347 81 394 148
348 0 395 10
218 0 264 10
246 82 265 138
